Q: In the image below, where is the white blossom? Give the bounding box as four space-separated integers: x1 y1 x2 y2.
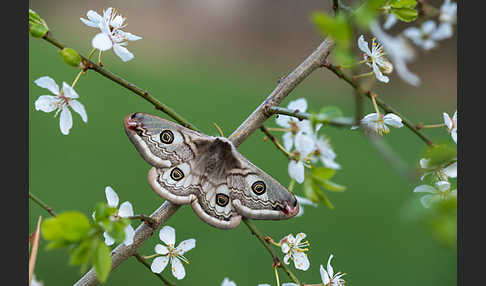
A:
419 158 457 181
413 181 457 208
295 195 318 217
31 275 43 286
221 278 237 286
151 226 196 280
403 20 452 50
439 0 457 25
81 7 142 62
280 233 310 271
102 186 135 246
320 254 346 286
383 14 398 30
34 76 88 135
358 35 394 83
288 132 316 184
358 113 403 136
276 98 320 151
443 111 457 143
310 134 341 170
370 22 421 86
259 283 298 286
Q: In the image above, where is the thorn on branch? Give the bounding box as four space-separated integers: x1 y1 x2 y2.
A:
416 122 423 130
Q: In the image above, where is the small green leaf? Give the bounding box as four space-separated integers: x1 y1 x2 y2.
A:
29 23 48 38
314 185 335 210
318 179 346 192
311 12 352 46
303 176 319 203
424 144 457 167
94 203 117 222
107 220 127 243
388 0 417 9
354 0 388 27
311 167 336 181
61 48 82 67
42 211 91 242
69 238 96 269
94 240 112 283
391 7 418 22
318 106 344 120
29 9 42 23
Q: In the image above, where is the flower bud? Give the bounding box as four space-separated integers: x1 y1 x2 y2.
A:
29 23 48 38
61 48 82 67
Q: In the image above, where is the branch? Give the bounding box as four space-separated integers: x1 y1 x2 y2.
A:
74 201 180 286
41 31 197 131
133 252 175 286
29 191 57 217
228 37 335 147
323 62 435 146
269 106 354 127
260 126 291 159
73 36 334 286
243 219 301 285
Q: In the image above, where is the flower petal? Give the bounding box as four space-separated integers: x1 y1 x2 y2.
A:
326 254 334 277
420 194 440 208
35 95 59 113
443 161 457 178
59 107 73 135
295 133 315 158
159 226 176 246
435 181 451 192
123 31 142 41
383 14 398 30
320 264 330 285
118 201 134 217
413 184 437 194
176 238 196 254
86 10 102 25
62 82 79 99
282 283 299 286
293 251 310 271
34 76 60 95
151 256 169 274
422 20 437 34
358 35 372 56
221 278 237 286
295 232 306 244
296 195 317 207
69 99 88 123
383 113 403 128
276 114 291 128
80 17 99 28
171 257 186 280
287 98 308 113
288 161 305 184
105 186 119 207
92 33 113 51
123 225 135 246
372 62 389 83
281 242 290 254
419 158 431 169
103 232 115 246
113 44 134 62
451 130 457 143
155 244 169 255
282 132 294 151
283 252 291 264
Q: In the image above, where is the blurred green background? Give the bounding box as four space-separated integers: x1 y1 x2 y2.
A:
29 0 456 285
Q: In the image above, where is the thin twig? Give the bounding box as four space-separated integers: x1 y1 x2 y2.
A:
243 219 301 285
269 106 354 127
260 125 291 159
133 252 175 286
29 192 57 217
29 216 42 286
41 31 197 131
323 62 435 146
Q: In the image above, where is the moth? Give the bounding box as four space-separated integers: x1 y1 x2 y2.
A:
124 112 299 229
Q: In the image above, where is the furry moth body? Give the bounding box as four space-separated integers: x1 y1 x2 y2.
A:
124 112 299 229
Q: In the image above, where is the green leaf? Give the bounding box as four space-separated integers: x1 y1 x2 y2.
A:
69 238 96 269
311 12 352 46
424 144 457 167
94 240 112 283
317 179 346 192
61 48 82 67
388 0 417 9
94 203 117 222
29 9 42 23
29 23 48 38
42 211 91 242
354 0 388 27
303 176 319 203
311 167 336 181
315 185 335 209
107 220 127 243
390 7 418 22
